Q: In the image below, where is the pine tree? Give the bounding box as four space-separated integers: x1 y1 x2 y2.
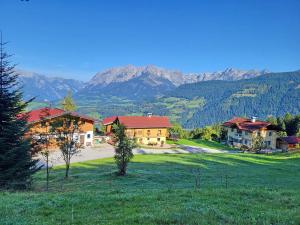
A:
0 34 39 189
113 124 135 176
61 90 76 111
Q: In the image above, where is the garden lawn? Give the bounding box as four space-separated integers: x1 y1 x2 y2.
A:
168 138 235 150
1 152 300 225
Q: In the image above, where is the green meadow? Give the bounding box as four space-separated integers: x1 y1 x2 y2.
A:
167 138 236 150
1 152 300 225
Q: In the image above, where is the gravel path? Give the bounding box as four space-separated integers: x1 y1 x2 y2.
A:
37 143 237 167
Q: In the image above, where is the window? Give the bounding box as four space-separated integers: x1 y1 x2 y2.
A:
147 138 150 141
244 140 248 145
157 138 161 142
231 128 234 132
269 131 272 136
41 121 46 127
147 130 151 136
87 134 91 139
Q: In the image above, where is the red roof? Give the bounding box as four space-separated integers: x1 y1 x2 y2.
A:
223 117 271 132
24 107 94 123
102 116 117 125
102 115 172 128
26 108 65 123
280 136 300 144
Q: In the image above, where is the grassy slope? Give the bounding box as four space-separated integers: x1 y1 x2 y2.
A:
168 138 235 150
1 152 300 225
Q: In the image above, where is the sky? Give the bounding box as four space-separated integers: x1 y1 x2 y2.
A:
0 0 299 81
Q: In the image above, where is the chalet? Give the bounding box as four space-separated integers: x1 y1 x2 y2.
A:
102 114 172 146
277 136 300 151
223 117 278 149
24 107 95 149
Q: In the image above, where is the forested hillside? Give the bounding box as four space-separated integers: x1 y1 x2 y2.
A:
167 71 300 127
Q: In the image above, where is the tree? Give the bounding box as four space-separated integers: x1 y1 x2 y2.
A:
200 127 214 141
284 113 294 136
277 131 288 137
168 123 188 139
277 117 286 131
113 124 135 176
61 90 76 111
51 114 82 178
30 107 54 190
251 135 265 153
190 125 222 141
0 34 39 189
266 116 277 125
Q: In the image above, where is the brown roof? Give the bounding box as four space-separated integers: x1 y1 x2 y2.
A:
102 116 172 128
223 117 272 132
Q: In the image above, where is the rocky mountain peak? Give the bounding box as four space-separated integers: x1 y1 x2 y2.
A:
88 65 185 87
89 65 269 88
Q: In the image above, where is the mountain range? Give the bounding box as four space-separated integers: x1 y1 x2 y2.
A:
16 65 300 128
18 65 268 101
17 70 84 101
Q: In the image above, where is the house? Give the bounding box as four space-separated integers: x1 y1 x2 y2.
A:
24 107 95 149
102 114 172 146
223 117 278 149
277 136 300 151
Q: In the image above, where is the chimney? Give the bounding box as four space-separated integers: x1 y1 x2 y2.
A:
147 113 153 117
251 116 257 123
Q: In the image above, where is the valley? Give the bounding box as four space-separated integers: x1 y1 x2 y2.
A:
21 66 300 128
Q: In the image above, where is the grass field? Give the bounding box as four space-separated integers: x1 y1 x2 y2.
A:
167 138 236 150
1 152 300 225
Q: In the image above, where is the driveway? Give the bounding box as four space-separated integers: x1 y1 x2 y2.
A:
37 143 237 167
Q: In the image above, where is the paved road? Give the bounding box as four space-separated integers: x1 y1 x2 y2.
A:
37 143 237 167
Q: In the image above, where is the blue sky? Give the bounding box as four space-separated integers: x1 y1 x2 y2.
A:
0 0 299 80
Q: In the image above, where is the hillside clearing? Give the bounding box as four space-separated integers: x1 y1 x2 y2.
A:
1 152 300 225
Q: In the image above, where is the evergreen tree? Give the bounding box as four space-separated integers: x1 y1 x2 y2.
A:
113 124 135 176
0 35 39 189
284 113 294 135
277 117 286 131
61 90 76 111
